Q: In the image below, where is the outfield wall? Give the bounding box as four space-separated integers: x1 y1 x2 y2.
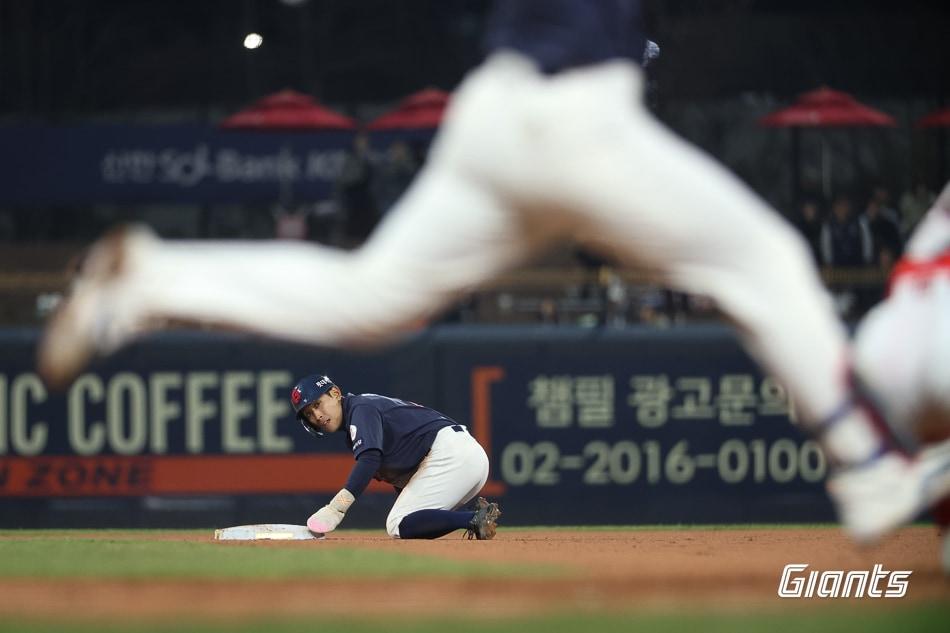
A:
0 325 834 528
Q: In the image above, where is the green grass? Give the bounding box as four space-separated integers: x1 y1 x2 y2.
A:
0 541 538 580
2 606 950 633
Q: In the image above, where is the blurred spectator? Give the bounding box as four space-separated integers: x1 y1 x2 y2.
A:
602 268 631 327
820 194 875 320
272 199 349 245
820 194 873 267
335 132 379 244
374 140 420 215
629 285 672 327
569 247 610 325
862 188 903 266
870 185 900 222
538 297 558 325
876 246 898 278
898 181 936 238
273 204 309 240
0 211 14 240
791 198 824 264
409 140 431 169
307 200 347 246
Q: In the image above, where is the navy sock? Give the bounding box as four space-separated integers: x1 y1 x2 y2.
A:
397 509 476 539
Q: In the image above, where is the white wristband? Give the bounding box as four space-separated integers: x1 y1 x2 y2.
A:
329 488 356 514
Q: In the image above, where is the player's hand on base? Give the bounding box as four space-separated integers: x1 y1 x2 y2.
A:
307 488 356 534
307 504 344 533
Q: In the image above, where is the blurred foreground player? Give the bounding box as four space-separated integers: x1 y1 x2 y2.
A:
290 373 500 539
853 183 950 448
38 1 950 542
851 183 950 571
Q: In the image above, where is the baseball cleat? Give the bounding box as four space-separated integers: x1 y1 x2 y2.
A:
466 497 501 540
37 224 156 390
827 439 950 544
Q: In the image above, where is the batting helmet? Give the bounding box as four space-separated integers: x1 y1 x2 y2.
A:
290 373 336 437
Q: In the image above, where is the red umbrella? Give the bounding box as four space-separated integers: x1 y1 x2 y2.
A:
759 87 897 128
220 89 357 131
915 107 950 129
366 88 451 131
759 87 897 201
219 90 356 208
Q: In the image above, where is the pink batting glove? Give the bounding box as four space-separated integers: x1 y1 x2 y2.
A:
307 505 343 534
307 515 331 533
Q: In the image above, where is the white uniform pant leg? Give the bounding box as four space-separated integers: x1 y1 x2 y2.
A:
112 54 566 348
385 426 489 538
492 59 852 427
125 161 544 348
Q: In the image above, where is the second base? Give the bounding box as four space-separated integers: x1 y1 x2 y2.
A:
213 524 325 541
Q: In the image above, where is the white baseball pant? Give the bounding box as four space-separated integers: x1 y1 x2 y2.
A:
385 425 489 538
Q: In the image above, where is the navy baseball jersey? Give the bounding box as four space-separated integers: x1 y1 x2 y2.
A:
342 393 458 487
484 0 646 73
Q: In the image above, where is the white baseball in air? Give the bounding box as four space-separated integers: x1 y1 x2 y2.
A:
243 33 263 50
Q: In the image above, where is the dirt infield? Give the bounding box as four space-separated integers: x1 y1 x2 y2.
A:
1 527 948 620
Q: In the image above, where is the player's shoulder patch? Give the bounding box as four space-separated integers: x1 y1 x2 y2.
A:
348 424 363 451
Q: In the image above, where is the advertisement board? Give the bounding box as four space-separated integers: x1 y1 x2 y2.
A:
0 327 834 526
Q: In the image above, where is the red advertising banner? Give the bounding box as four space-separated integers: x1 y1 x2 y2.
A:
0 453 507 498
0 455 380 497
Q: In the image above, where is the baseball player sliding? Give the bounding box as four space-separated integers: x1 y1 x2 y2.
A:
37 0 950 544
290 373 501 539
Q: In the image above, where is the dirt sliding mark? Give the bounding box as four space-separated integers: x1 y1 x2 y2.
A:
0 528 946 621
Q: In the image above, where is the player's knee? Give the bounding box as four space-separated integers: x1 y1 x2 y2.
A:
386 512 404 538
475 444 490 479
